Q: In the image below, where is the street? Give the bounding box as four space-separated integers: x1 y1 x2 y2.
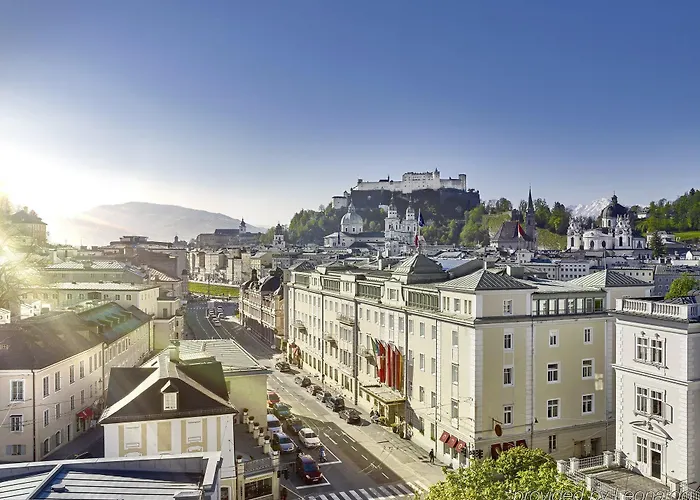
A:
186 302 442 500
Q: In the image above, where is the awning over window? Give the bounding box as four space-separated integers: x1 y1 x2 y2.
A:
77 407 93 420
446 436 458 448
516 439 528 448
503 441 515 452
455 440 467 453
439 431 450 443
490 444 503 459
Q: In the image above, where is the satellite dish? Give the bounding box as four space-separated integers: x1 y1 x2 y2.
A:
494 424 503 437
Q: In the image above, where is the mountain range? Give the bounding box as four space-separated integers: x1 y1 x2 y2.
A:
49 202 266 246
566 197 611 219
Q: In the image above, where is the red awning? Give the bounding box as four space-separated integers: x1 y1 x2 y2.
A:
516 439 528 448
439 431 450 443
503 441 515 451
455 440 467 453
446 436 458 448
77 407 93 420
490 444 503 459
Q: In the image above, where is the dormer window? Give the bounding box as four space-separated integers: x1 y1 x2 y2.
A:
161 381 179 411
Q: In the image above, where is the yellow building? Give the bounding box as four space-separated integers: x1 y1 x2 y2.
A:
240 269 285 350
286 256 651 468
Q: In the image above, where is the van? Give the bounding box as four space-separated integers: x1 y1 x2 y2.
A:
267 414 282 434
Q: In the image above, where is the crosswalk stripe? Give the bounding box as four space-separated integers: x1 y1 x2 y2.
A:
377 486 394 498
339 493 353 500
414 480 429 492
317 495 329 500
308 497 316 500
394 484 413 495
329 494 341 500
349 491 364 500
406 483 422 494
358 489 373 499
385 485 403 496
368 488 384 500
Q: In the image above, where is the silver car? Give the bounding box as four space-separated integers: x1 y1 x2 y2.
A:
272 432 297 453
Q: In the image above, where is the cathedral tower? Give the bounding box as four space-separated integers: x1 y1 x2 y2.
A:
525 187 536 240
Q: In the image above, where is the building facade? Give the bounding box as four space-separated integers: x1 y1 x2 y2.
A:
8 209 47 247
240 270 285 350
567 195 647 251
44 260 146 283
353 170 468 193
492 189 537 251
612 296 700 486
286 256 618 467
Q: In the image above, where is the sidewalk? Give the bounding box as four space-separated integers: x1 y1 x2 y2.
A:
43 426 104 461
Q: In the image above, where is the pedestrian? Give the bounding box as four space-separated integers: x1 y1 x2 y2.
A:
429 449 435 464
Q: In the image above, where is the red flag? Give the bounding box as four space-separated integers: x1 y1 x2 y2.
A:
415 233 419 247
517 223 527 238
386 344 393 388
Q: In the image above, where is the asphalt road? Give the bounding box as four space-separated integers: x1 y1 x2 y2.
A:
185 303 434 500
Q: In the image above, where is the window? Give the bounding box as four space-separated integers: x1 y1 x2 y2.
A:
380 313 385 327
431 324 437 339
70 395 75 411
55 403 61 419
582 359 594 379
636 387 648 413
419 354 425 371
43 409 49 427
650 390 664 418
42 376 50 398
43 438 50 456
636 336 648 361
79 361 85 379
650 339 664 364
503 405 513 426
636 437 648 464
451 364 459 384
115 294 121 300
503 366 513 386
582 394 594 414
54 431 62 448
419 322 425 338
549 330 559 347
431 392 437 408
583 328 592 344
500 332 512 354
126 294 132 300
547 399 560 419
8 444 26 456
54 372 61 392
124 424 141 449
453 298 461 312
186 419 203 443
503 300 513 315
69 365 75 384
10 415 23 432
163 393 178 411
419 386 425 402
80 390 85 405
431 357 437 375
89 356 93 373
547 363 559 383
408 320 414 334
244 478 273 500
451 400 459 420
10 380 24 401
548 435 557 452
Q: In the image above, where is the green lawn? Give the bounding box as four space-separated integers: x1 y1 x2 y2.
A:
537 229 567 250
188 281 240 297
675 231 700 242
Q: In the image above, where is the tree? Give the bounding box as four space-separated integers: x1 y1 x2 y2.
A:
666 273 700 299
425 447 591 500
259 227 275 246
649 231 666 259
533 199 551 228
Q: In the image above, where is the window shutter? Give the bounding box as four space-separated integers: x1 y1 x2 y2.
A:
5 445 11 456
21 445 27 455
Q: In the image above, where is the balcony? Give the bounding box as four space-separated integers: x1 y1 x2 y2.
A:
616 298 700 321
323 332 337 343
337 314 355 326
292 320 306 332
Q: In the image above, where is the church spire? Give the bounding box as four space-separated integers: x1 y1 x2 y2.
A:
527 186 534 212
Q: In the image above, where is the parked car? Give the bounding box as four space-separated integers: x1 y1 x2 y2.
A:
275 361 292 372
307 384 322 396
267 391 281 407
294 376 312 388
273 403 293 420
298 427 322 448
316 391 332 403
271 432 297 453
339 409 362 425
296 454 323 484
266 414 282 435
325 396 345 412
211 319 221 327
284 416 305 435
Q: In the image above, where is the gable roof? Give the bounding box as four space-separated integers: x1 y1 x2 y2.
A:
175 339 269 375
79 303 151 343
494 221 533 242
289 260 316 272
438 269 536 291
391 254 448 284
9 210 46 225
100 351 236 424
148 267 179 282
569 270 650 288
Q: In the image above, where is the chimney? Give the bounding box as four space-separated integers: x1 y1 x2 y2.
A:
168 340 180 363
506 265 524 279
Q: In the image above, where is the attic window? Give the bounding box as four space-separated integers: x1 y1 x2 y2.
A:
163 392 178 411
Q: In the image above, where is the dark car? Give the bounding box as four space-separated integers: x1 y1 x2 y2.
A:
325 396 345 412
284 416 305 435
316 391 332 403
273 403 293 420
296 454 323 484
307 384 323 396
339 408 362 425
294 376 312 388
275 361 292 373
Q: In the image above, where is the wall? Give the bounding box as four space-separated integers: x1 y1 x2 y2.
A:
225 373 268 425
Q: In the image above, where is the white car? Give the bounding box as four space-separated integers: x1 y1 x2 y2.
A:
212 319 221 327
298 428 322 448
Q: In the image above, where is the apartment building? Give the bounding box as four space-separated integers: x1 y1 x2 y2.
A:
612 295 700 486
240 269 285 350
0 303 151 462
153 296 184 350
44 260 146 283
100 345 237 498
24 282 160 315
286 256 625 468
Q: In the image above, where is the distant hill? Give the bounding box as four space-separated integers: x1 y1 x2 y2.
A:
567 197 610 219
49 202 266 246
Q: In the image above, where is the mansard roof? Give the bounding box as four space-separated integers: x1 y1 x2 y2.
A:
391 254 448 284
438 269 536 292
569 270 649 288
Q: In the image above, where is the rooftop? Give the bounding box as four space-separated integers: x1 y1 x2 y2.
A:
615 296 700 323
46 260 126 270
9 210 45 225
0 452 222 499
174 339 269 375
148 267 180 282
438 269 536 292
36 282 160 291
569 269 651 288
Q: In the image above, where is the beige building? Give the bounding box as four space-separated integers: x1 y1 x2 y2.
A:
100 345 238 498
8 209 47 247
44 260 146 284
286 256 646 468
240 270 285 350
153 296 184 350
24 282 161 316
0 302 152 462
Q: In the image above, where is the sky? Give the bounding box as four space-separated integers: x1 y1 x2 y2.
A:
1 1 699 228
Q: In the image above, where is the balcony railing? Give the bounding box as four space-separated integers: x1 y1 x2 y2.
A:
292 320 306 332
324 332 337 343
617 298 700 321
243 456 273 475
337 314 355 326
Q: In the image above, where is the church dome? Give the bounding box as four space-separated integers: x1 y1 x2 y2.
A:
274 223 284 235
601 195 628 219
341 211 363 226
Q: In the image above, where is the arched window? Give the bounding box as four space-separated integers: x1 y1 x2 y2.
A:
601 241 606 248
590 240 595 249
570 237 574 247
619 236 623 247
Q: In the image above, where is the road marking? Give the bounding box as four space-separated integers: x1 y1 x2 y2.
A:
358 490 372 500
317 496 328 500
317 460 342 466
381 473 389 480
377 486 393 498
339 493 353 500
351 445 358 452
361 454 368 460
385 485 403 496
368 488 385 500
342 438 349 444
348 491 363 500
296 481 332 490
324 434 338 445
414 480 429 492
395 484 413 495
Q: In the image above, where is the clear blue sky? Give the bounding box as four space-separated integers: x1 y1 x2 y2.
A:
1 1 698 227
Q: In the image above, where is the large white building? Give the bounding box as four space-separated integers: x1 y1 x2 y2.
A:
567 195 647 251
323 200 385 249
384 198 419 257
353 169 467 193
612 295 700 487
